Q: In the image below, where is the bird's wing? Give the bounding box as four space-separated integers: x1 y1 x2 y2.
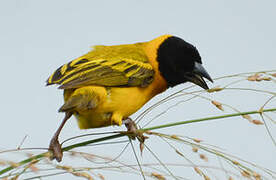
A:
46 43 154 89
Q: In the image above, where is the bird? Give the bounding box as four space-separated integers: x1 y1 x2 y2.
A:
46 34 213 162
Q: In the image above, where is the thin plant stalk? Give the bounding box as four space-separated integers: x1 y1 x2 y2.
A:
0 108 275 176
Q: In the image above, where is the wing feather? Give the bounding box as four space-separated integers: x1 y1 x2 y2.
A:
47 44 154 89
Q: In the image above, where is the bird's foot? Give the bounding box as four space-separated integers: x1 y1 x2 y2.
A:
49 137 63 162
123 118 148 154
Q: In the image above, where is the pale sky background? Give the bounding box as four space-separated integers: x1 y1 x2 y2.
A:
0 0 275 179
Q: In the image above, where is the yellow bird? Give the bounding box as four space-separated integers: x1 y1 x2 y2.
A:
47 34 213 162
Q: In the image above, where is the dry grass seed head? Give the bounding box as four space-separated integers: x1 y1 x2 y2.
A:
252 120 264 125
199 154 208 162
242 115 263 125
211 100 224 111
204 174 211 180
56 165 73 172
170 135 178 139
72 172 93 180
261 76 272 81
140 142 144 155
192 147 198 153
248 73 272 81
151 172 166 180
207 86 223 93
253 172 261 180
193 138 202 143
194 167 202 175
232 160 240 165
241 170 251 178
247 74 261 81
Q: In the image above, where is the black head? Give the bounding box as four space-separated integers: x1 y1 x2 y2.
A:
157 36 213 89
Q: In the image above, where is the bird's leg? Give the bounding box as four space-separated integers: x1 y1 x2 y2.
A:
49 112 72 162
123 118 148 154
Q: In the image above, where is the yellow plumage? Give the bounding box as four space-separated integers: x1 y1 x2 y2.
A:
47 35 171 129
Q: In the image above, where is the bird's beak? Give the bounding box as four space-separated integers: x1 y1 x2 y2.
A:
184 62 213 90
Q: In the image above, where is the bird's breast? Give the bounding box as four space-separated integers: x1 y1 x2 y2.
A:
74 79 166 129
